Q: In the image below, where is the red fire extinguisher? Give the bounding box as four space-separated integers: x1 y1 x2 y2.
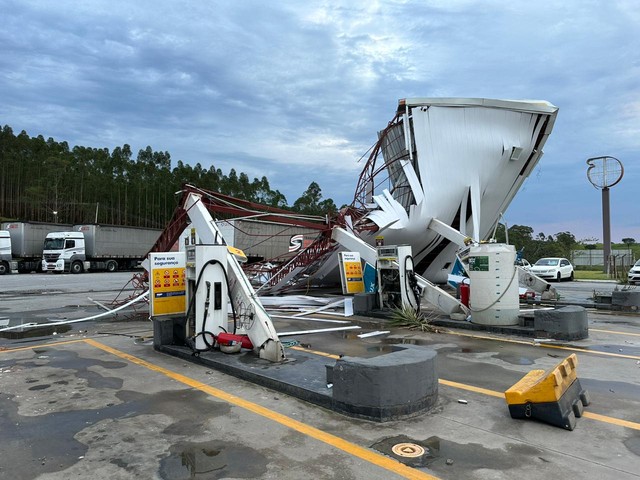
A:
216 332 253 350
460 280 470 308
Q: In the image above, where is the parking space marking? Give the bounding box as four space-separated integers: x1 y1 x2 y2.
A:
439 378 640 430
291 345 339 359
291 346 640 432
5 338 639 438
84 339 439 480
580 411 640 430
0 339 86 353
590 328 640 338
445 331 640 361
438 379 504 398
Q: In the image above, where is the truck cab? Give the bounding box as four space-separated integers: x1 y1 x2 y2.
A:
42 232 86 273
0 230 11 275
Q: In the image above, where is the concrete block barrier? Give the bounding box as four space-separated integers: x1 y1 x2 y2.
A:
534 306 588 340
328 344 438 421
153 316 187 348
612 291 640 311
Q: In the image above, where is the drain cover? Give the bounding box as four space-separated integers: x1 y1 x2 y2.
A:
371 435 437 467
392 443 426 458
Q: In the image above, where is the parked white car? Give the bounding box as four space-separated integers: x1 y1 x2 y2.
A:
530 257 574 281
628 260 640 285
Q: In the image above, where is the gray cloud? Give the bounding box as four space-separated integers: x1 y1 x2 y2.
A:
1 0 638 240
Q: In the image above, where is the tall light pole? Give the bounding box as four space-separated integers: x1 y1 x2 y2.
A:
586 156 624 274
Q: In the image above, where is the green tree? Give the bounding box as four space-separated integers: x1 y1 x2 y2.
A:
554 231 577 259
292 182 322 215
0 123 334 227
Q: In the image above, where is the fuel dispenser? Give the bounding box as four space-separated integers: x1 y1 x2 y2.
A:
150 191 285 362
185 244 230 351
376 244 422 312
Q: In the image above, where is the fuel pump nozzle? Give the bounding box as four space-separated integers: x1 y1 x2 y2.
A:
203 281 211 329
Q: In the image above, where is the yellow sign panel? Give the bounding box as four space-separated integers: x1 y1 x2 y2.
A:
338 252 365 295
149 253 186 316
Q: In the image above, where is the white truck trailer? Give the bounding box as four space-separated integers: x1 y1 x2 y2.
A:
0 221 72 274
41 224 161 273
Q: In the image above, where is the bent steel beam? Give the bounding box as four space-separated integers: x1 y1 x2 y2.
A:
184 193 285 362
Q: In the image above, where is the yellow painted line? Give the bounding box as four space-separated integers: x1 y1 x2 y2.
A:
437 378 640 431
445 330 640 361
290 345 340 359
541 344 640 360
292 344 640 432
437 378 504 399
582 411 640 430
590 328 640 338
0 339 87 353
84 339 438 480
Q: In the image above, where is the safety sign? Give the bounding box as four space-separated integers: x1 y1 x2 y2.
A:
149 252 186 316
338 251 365 295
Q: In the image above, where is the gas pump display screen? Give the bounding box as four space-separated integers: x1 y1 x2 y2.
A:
376 246 398 260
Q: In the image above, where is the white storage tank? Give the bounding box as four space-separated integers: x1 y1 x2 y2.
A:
467 243 519 325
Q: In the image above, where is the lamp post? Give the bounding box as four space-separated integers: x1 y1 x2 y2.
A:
586 156 624 274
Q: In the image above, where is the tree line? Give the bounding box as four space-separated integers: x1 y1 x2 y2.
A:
494 224 637 264
0 125 337 228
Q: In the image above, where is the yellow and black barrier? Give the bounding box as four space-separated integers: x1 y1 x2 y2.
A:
504 353 590 430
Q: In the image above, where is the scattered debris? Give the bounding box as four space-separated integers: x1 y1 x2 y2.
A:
457 399 468 405
277 326 361 337
357 330 390 339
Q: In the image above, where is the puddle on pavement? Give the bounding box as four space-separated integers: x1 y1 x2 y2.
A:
492 353 535 365
365 345 404 354
338 331 363 340
158 440 268 479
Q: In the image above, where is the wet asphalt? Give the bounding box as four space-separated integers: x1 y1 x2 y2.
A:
1 272 639 479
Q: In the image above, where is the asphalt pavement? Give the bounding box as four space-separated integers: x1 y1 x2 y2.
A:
1 272 639 479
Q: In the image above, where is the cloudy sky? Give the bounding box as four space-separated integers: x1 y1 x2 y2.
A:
1 1 638 242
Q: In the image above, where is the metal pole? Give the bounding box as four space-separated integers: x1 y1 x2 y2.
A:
602 187 611 274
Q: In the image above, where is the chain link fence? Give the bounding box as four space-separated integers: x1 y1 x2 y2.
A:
571 249 636 280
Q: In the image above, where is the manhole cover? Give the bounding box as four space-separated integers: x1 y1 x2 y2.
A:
371 435 437 467
392 443 426 458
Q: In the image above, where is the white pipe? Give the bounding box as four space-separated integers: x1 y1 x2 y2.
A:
0 291 149 332
269 314 351 324
357 330 390 338
277 325 361 337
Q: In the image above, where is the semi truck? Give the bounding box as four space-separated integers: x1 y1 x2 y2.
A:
0 222 72 274
41 224 162 273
